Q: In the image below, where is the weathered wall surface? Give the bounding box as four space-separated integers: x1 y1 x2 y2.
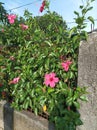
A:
0 101 5 130
77 31 97 130
13 110 55 130
0 101 55 130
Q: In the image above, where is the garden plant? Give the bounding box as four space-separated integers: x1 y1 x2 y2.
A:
0 0 95 130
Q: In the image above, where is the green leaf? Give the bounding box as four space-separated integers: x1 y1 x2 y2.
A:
75 118 83 125
66 97 73 106
88 16 94 24
86 7 93 12
23 100 29 109
68 88 73 97
34 108 38 115
73 101 80 109
79 5 84 9
29 99 33 108
82 8 87 14
73 92 79 101
48 88 54 93
69 28 76 38
74 11 79 16
80 95 88 101
45 40 52 46
81 31 88 40
70 71 74 79
14 66 21 70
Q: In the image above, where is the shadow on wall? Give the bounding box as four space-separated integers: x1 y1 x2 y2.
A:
3 102 14 130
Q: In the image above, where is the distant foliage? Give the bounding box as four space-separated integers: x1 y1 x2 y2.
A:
0 2 8 24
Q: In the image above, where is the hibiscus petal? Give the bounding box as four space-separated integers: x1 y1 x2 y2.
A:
9 19 15 24
44 80 49 86
54 77 59 83
50 82 55 88
44 74 50 79
50 72 56 77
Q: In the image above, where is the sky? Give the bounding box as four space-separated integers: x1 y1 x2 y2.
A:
0 0 97 31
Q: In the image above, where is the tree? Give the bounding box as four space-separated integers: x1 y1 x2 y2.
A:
0 2 8 24
35 11 67 42
36 11 67 32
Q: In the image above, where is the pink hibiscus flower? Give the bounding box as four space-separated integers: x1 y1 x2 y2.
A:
61 60 72 72
20 24 28 30
7 14 16 24
9 77 20 84
44 72 59 88
39 1 45 12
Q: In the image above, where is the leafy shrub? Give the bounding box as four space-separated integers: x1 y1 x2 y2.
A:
0 0 95 130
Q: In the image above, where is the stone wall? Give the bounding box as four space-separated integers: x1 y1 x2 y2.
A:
77 31 97 130
0 101 55 130
0 101 5 130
